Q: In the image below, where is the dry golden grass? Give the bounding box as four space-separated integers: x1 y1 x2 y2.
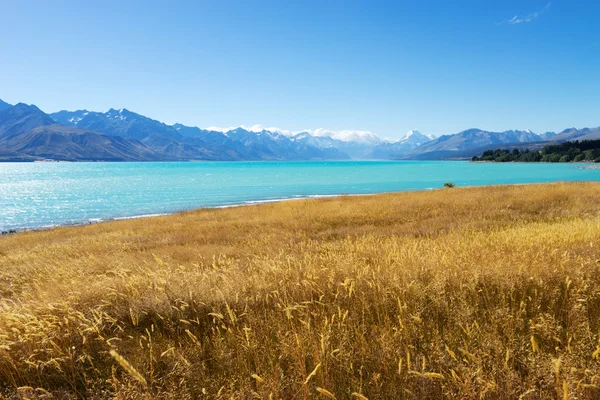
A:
1 182 600 399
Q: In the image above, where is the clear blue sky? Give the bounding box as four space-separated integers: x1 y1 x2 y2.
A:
1 0 598 139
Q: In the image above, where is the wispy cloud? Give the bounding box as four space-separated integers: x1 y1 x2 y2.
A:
206 124 292 135
204 125 381 143
500 2 551 25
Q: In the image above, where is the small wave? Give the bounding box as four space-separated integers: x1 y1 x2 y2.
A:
243 198 294 205
113 213 169 221
306 194 339 198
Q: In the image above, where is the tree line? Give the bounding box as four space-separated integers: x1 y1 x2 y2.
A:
472 139 600 163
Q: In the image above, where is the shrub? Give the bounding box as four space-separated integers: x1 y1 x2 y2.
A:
443 182 455 188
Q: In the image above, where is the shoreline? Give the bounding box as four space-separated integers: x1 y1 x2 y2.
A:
2 182 600 398
2 180 595 236
0 192 375 235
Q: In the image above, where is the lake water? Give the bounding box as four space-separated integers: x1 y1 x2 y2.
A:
0 161 598 231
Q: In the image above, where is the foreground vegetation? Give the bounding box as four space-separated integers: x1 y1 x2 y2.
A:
1 182 600 399
472 139 600 162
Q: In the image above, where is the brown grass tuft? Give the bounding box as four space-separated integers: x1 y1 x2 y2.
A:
0 182 599 398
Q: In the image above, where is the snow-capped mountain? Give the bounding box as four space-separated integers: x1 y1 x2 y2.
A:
363 130 435 159
305 128 381 145
407 128 548 159
290 131 373 159
52 109 251 160
45 104 584 161
51 110 350 160
398 130 435 145
223 127 349 160
0 103 163 161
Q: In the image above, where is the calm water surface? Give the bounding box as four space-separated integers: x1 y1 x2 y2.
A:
0 161 598 231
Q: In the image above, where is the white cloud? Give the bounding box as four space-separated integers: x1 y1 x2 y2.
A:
204 125 383 144
241 125 291 135
205 126 231 132
501 2 551 25
295 128 381 144
206 124 291 135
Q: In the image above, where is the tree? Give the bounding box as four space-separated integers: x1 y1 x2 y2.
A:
559 155 571 162
497 153 514 162
472 140 600 163
549 154 562 162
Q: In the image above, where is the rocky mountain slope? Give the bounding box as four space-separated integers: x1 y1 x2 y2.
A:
406 129 548 159
1 97 596 161
0 104 163 161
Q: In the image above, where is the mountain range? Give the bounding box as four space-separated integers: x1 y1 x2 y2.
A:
0 98 598 162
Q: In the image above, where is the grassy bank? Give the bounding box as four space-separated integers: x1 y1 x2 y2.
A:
1 182 600 399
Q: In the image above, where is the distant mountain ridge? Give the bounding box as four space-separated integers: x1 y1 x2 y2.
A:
0 97 597 161
52 108 244 160
550 127 600 142
5 125 161 161
406 128 554 159
0 104 163 161
53 109 349 160
0 103 56 141
0 99 11 112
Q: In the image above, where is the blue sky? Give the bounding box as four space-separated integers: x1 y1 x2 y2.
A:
1 0 598 139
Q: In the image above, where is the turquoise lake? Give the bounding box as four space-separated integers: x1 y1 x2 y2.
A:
0 161 598 231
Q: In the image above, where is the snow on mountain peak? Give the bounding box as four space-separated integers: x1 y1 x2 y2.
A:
205 126 230 132
204 126 382 144
307 128 381 144
241 124 291 135
106 108 128 121
68 111 89 125
397 129 433 144
206 125 291 136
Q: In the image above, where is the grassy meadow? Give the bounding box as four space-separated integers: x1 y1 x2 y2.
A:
1 182 600 399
